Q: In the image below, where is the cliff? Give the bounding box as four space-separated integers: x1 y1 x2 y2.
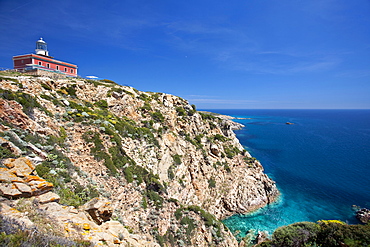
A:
0 71 278 246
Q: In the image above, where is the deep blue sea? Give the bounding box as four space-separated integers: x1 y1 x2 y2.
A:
205 109 370 238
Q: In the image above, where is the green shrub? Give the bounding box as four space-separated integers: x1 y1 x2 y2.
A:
35 162 51 177
212 134 229 142
145 190 163 208
175 208 183 220
199 112 217 121
185 134 203 149
100 79 117 85
61 85 77 98
167 165 175 180
176 107 186 116
180 216 196 236
0 89 51 116
0 146 16 159
94 100 108 109
208 178 216 188
0 215 92 247
138 93 150 102
142 196 148 209
172 154 182 165
261 220 370 247
316 221 370 247
140 102 152 112
272 222 320 247
150 111 164 123
224 145 240 159
41 83 52 90
82 131 118 174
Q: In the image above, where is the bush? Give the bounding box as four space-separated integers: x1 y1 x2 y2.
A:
100 79 117 85
145 190 163 208
176 107 186 116
180 216 196 236
0 89 50 116
224 145 240 159
0 146 16 159
272 222 320 247
172 154 182 165
150 111 164 123
0 215 92 246
94 100 108 109
261 220 370 247
212 134 229 142
208 178 216 188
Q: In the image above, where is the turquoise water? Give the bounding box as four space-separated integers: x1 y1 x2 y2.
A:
207 109 370 237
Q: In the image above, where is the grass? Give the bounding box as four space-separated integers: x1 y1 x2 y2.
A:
0 208 92 246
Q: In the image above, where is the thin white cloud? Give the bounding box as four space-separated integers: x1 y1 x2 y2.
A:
335 69 370 78
164 20 342 75
185 95 259 105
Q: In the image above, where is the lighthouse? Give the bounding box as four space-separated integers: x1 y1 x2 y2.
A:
12 38 78 77
35 38 49 56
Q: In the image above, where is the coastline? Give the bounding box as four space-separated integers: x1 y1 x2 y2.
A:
201 110 280 216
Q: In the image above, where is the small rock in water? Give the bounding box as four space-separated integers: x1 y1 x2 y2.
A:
356 208 370 224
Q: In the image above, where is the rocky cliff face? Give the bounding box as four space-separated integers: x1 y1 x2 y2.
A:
0 72 278 246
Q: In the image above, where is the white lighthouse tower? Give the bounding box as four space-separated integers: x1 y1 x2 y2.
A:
35 38 49 56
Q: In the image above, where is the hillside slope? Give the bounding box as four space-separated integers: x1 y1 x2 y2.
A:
0 71 278 246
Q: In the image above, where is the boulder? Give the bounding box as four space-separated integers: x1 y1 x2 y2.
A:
0 168 23 183
210 144 220 157
356 208 370 224
5 157 35 177
83 197 113 224
0 183 22 198
0 137 22 156
13 182 32 195
35 191 60 204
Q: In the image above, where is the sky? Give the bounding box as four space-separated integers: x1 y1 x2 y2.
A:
0 0 369 109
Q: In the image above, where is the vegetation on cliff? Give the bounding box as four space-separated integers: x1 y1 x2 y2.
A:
0 71 279 246
255 220 370 247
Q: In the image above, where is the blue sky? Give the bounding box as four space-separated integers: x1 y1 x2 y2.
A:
1 0 369 109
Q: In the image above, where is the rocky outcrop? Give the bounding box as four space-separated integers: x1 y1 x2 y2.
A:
0 73 279 246
83 197 113 224
0 158 54 199
356 208 370 224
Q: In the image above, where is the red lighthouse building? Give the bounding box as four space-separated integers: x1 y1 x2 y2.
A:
12 38 78 77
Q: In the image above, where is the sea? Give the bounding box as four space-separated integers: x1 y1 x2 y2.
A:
204 109 370 238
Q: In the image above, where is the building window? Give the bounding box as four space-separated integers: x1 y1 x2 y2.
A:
38 61 42 66
46 64 50 68
70 69 73 73
64 68 67 72
56 65 59 70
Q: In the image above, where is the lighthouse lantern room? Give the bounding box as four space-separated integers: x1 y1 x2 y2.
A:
12 38 78 77
35 38 49 56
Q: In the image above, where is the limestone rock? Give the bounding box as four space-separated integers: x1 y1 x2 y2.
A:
0 183 22 198
13 182 32 195
36 191 60 204
4 157 35 177
0 99 32 129
0 168 23 183
0 137 22 156
210 143 220 157
0 75 281 246
0 158 54 198
83 197 113 224
356 208 370 224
